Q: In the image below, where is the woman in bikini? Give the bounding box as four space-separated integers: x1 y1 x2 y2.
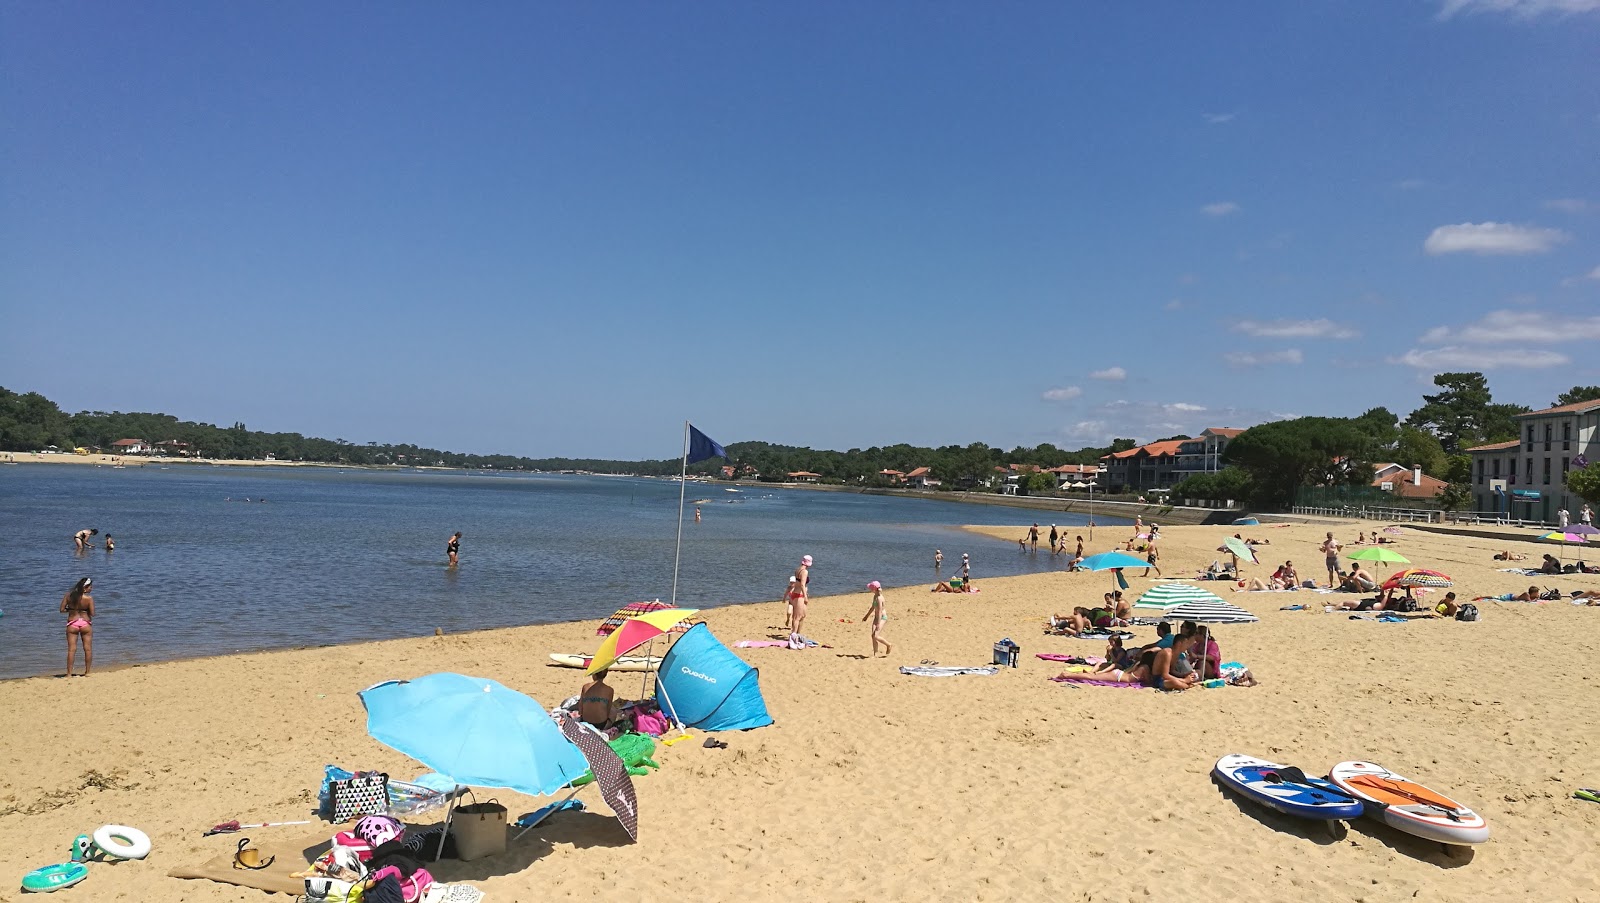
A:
788 555 812 646
60 577 94 676
578 669 616 730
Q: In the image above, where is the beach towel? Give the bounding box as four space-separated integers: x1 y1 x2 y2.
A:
897 665 999 677
1049 675 1146 689
734 640 791 648
1073 629 1135 641
169 828 331 895
1497 568 1542 576
515 799 585 828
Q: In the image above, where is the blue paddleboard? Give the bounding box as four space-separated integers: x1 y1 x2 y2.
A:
1213 754 1364 821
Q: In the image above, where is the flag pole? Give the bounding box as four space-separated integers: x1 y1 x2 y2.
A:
671 420 690 607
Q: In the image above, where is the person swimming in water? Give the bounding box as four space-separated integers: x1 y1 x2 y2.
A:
60 577 94 676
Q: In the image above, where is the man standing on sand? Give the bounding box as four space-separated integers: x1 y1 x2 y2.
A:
1583 505 1594 526
1558 507 1570 528
788 555 812 647
1319 532 1342 588
1027 523 1040 552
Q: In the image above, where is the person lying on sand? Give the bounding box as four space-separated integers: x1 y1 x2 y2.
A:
1236 576 1282 592
1068 651 1154 685
932 579 970 593
1573 560 1599 574
1338 585 1398 611
1493 550 1529 561
1475 586 1544 602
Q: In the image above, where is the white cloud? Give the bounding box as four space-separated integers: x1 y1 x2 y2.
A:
1424 222 1569 255
1203 112 1237 125
1163 299 1184 311
1166 403 1206 413
1089 366 1127 381
1234 318 1359 339
1042 386 1083 402
1544 198 1592 213
1420 309 1600 344
1395 178 1429 191
1201 201 1241 217
1393 346 1570 370
1223 349 1304 367
1437 0 1600 19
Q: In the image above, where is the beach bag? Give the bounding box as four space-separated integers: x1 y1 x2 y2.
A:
1456 603 1479 622
449 794 507 861
632 708 669 736
369 866 434 903
301 876 364 903
330 772 390 823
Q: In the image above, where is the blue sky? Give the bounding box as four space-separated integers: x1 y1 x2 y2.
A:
3 1 1596 459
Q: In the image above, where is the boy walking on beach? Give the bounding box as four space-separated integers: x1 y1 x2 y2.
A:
861 581 891 656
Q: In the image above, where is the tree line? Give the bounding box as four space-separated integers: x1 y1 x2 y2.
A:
6 377 1597 510
1174 375 1600 510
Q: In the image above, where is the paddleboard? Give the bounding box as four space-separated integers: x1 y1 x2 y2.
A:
1327 761 1489 845
547 653 662 672
1213 754 1365 821
21 862 88 893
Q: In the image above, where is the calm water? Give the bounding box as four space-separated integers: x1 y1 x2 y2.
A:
0 465 1120 679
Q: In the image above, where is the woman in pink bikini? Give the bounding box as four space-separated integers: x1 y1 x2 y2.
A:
60 577 94 676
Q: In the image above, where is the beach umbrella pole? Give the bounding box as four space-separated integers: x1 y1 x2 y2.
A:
670 421 689 607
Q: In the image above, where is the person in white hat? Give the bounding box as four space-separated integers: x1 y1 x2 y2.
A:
960 553 971 589
789 555 813 646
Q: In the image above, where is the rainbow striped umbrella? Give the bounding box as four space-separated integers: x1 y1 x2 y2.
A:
588 608 700 675
1381 568 1453 590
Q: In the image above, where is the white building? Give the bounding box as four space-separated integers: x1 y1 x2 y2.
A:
1467 399 1600 521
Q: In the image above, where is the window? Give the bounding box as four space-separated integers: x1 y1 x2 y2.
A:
1564 422 1572 451
1527 425 1535 451
1544 458 1551 485
1492 459 1501 479
1477 457 1485 483
1562 457 1570 483
1526 459 1533 483
1545 424 1553 452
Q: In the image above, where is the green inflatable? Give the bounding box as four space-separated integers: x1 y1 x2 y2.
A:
570 732 659 786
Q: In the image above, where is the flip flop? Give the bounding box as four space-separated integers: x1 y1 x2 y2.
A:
1576 788 1600 804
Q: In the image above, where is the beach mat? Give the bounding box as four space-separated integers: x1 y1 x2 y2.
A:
168 829 333 895
898 665 998 677
1050 676 1146 689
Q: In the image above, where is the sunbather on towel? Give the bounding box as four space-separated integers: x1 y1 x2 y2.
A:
1067 651 1153 684
1476 585 1543 602
1493 550 1528 561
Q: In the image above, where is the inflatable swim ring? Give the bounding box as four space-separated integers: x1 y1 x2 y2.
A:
92 825 151 861
21 862 89 893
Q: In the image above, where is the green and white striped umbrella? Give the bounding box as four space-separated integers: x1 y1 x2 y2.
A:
1133 581 1229 611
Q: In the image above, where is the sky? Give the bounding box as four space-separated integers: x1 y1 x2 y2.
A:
2 1 1597 460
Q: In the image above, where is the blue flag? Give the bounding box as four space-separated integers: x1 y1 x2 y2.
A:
686 424 727 463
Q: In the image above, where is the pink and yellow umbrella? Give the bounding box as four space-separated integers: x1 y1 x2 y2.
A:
1381 568 1453 590
587 608 699 675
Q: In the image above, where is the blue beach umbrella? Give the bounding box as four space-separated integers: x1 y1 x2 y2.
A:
1078 551 1150 571
359 673 588 798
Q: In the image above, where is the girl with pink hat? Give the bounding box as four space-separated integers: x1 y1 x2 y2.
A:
788 555 812 648
861 581 891 656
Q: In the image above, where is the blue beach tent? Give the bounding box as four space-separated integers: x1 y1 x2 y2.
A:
656 623 773 731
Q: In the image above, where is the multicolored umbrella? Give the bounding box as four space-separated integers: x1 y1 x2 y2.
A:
1540 529 1592 563
1077 551 1149 571
1347 547 1410 566
588 608 700 675
1381 568 1453 589
555 714 638 842
596 601 692 637
1134 582 1228 611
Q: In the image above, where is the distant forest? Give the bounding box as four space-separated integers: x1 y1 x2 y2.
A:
0 386 1139 486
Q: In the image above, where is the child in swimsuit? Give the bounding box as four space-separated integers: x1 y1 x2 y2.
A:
861 581 892 657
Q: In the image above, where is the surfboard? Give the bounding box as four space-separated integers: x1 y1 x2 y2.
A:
1213 754 1365 821
21 862 89 893
547 653 662 672
1327 761 1490 845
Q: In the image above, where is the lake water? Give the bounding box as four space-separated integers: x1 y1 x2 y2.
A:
0 465 1120 679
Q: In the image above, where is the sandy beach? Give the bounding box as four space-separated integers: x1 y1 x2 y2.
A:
3 520 1598 902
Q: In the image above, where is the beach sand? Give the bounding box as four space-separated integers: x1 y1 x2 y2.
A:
2 521 1597 902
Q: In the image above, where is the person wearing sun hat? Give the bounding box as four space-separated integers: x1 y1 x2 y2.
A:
788 555 813 647
861 581 891 656
960 553 972 590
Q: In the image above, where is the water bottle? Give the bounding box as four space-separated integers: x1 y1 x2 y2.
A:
1203 678 1226 689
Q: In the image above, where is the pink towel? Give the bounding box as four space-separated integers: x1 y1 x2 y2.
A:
734 640 791 648
1049 676 1146 689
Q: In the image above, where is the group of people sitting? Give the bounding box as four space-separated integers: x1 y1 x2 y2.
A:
1234 560 1318 592
1064 620 1256 690
1349 531 1399 545
1046 591 1132 635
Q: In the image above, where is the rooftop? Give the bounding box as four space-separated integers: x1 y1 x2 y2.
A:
1515 400 1600 419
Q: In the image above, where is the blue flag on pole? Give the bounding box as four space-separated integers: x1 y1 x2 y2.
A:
686 424 727 463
